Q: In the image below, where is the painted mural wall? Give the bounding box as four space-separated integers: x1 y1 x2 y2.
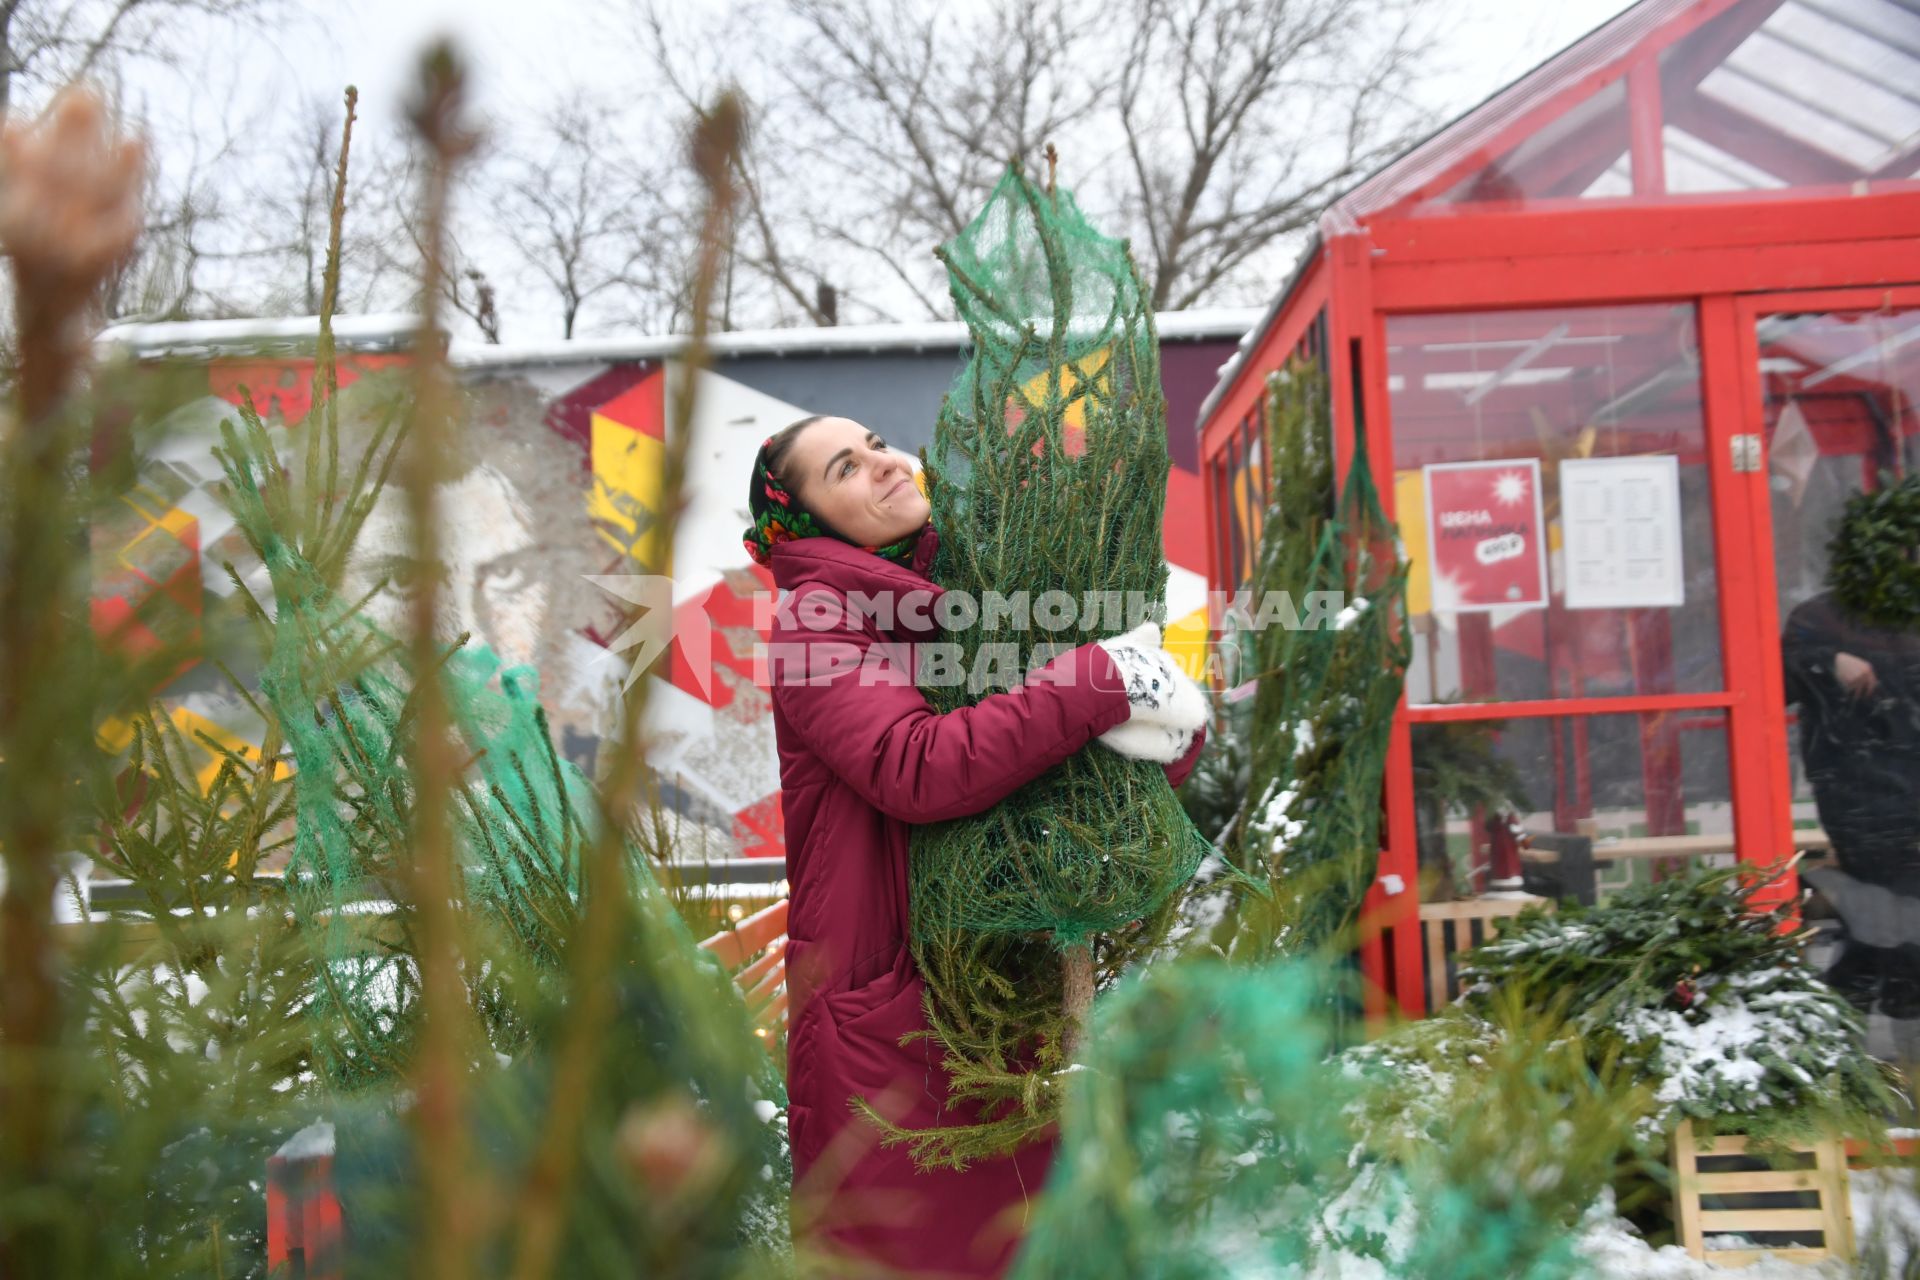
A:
96 323 1240 862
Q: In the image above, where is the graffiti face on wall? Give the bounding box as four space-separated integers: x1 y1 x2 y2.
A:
345 463 552 672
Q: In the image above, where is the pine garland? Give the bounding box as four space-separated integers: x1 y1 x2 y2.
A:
1827 471 1920 629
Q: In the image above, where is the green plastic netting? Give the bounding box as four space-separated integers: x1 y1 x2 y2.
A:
218 406 608 1086
209 400 792 1271
885 163 1211 1166
1010 959 1628 1280
911 162 1209 945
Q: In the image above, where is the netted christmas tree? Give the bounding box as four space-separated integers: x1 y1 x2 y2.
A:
1223 356 1411 966
887 159 1212 1167
189 79 793 1270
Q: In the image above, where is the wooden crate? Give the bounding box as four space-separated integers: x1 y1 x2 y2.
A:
1671 1119 1855 1267
1417 894 1548 1012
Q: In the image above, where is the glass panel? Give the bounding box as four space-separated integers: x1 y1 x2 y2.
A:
1432 78 1632 206
1758 307 1920 1028
1414 710 1734 905
1662 0 1920 191
1388 304 1724 706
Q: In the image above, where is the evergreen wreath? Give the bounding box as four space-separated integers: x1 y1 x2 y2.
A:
1827 471 1920 629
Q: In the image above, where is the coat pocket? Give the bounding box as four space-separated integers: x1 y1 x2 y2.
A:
820 946 922 1037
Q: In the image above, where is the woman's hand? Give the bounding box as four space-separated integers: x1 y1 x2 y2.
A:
1093 622 1207 763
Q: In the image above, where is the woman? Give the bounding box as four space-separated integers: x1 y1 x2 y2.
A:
744 414 1207 1277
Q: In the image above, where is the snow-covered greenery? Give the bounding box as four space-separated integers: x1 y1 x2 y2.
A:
1456 863 1903 1147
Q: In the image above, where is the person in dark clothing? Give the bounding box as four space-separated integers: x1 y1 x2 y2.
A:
1783 588 1920 1016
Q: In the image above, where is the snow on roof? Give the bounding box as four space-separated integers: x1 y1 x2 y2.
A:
95 308 1263 365
96 312 422 354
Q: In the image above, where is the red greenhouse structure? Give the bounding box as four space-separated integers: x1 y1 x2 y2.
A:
1197 0 1920 1018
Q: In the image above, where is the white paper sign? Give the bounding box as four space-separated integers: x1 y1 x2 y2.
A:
1560 455 1684 610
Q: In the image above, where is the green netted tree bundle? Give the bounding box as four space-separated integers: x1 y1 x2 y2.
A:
891 161 1211 1167
216 402 603 1085
4 71 791 1278
1224 357 1410 962
208 404 791 1271
1010 960 1643 1280
1458 862 1905 1150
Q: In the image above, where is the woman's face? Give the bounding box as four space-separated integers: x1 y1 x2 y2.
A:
785 416 930 546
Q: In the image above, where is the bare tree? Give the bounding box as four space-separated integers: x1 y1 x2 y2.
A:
1116 0 1429 309
0 0 278 119
227 97 392 318
496 97 685 340
635 0 1434 322
366 146 510 340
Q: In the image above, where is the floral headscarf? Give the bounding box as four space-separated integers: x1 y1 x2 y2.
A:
741 434 927 568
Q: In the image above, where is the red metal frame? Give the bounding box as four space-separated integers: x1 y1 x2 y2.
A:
1198 90 1920 1020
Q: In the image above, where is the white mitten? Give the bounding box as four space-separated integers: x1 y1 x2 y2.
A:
1094 622 1206 732
1096 720 1197 764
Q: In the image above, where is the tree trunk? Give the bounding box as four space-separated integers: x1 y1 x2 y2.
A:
1062 943 1093 1059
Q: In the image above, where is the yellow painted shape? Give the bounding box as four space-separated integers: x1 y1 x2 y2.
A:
590 412 667 568
1015 348 1111 435
118 504 197 578
1165 605 1211 681
167 705 290 792
97 713 138 755
1395 470 1431 617
95 704 293 869
118 482 178 528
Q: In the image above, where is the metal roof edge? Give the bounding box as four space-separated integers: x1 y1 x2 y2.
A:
1193 231 1325 432
95 307 1265 365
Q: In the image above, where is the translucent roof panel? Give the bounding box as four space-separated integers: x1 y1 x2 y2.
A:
1328 0 1920 226
1433 80 1633 204
1663 0 1920 190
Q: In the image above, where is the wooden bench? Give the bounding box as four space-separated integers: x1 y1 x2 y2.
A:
697 897 790 1037
1418 894 1548 1012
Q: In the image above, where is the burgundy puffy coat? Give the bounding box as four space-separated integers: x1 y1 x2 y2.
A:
766 529 1204 1278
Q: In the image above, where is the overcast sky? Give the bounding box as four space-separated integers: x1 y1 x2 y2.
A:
126 0 1643 338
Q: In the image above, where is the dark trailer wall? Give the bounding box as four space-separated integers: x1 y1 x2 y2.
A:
1196 0 1920 1018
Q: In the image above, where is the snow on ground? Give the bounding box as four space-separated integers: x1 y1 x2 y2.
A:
1574 1170 1920 1279
1215 1169 1920 1277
